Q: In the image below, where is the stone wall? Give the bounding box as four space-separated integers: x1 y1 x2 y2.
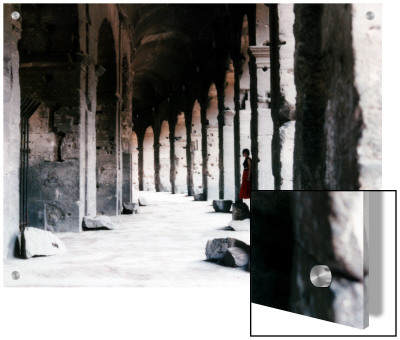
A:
293 4 381 190
3 4 22 258
18 4 85 232
4 4 135 236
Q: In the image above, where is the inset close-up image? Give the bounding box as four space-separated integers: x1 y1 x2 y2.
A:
250 190 396 335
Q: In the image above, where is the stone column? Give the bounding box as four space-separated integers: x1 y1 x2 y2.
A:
121 108 133 204
137 130 144 191
233 59 242 199
184 110 194 196
200 105 208 199
168 117 177 194
249 45 274 190
153 123 161 192
216 84 225 199
95 93 119 216
223 110 235 201
280 121 295 189
270 4 296 190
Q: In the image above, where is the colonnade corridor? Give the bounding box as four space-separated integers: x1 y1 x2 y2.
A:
3 3 381 295
4 191 250 287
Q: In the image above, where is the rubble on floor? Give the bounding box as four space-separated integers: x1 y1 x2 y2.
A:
138 196 147 206
232 202 250 220
82 216 116 230
212 199 233 213
122 202 139 214
224 247 249 267
193 193 206 201
20 227 67 259
205 237 250 268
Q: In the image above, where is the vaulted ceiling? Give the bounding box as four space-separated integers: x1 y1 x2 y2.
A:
120 4 253 129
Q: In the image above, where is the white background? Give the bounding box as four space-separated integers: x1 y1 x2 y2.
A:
1 0 399 339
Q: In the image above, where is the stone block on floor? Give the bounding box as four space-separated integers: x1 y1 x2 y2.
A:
138 196 147 206
205 237 250 261
20 227 67 259
194 193 206 201
82 216 116 230
122 202 139 214
212 199 233 212
223 247 249 267
232 202 250 220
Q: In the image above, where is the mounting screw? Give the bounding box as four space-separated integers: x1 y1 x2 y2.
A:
310 265 332 287
11 271 20 280
11 11 20 20
366 11 374 20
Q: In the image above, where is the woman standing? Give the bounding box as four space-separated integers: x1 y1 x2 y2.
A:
239 148 252 200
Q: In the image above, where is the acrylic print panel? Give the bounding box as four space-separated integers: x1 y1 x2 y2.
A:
250 191 368 329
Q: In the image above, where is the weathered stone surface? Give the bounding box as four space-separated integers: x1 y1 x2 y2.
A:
21 227 67 259
232 202 250 220
229 218 250 231
279 121 295 189
352 4 382 190
251 190 367 329
205 237 249 261
328 191 364 281
122 202 139 214
330 278 367 329
138 196 147 206
223 247 249 267
292 4 381 191
27 160 81 232
193 193 206 201
82 216 116 230
212 199 232 213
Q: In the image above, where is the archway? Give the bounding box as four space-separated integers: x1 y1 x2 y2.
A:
96 20 118 215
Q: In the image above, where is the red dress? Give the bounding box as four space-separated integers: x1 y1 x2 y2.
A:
239 157 251 199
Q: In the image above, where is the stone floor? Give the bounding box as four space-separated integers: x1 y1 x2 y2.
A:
4 192 250 287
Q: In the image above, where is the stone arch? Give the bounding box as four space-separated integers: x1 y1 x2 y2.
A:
159 120 171 191
96 19 118 215
143 126 155 191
